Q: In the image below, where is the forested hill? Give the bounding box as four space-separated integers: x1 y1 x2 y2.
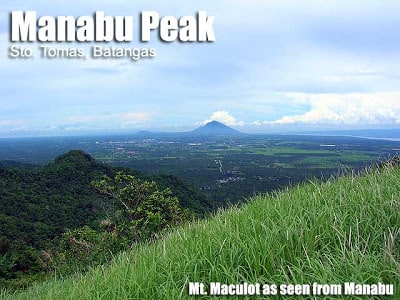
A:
0 150 212 287
1 150 109 248
0 150 211 246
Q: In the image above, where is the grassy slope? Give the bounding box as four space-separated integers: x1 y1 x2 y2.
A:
3 165 400 299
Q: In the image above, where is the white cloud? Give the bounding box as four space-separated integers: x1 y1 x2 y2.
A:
200 111 244 126
54 112 153 129
266 92 400 125
121 112 152 126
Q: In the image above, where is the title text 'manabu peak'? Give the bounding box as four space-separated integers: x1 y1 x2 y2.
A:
10 11 216 43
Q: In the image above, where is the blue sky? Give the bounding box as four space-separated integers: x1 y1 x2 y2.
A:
1 0 400 137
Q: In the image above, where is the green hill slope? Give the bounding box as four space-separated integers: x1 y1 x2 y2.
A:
3 164 400 299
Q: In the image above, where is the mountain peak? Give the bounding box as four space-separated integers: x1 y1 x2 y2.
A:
54 150 95 163
49 150 100 173
206 120 224 126
191 120 242 136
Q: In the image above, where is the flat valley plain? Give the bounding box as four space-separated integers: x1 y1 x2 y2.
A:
1 134 399 207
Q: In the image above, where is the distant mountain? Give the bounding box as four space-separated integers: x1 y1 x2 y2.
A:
136 131 153 135
191 121 243 136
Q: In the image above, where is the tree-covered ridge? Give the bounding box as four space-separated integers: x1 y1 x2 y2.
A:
0 150 211 288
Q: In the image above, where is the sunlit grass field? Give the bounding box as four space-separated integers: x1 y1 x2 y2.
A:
2 163 399 299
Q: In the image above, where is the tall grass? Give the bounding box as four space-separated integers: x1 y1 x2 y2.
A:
2 164 399 299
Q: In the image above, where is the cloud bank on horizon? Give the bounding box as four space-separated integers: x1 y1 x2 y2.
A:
1 0 400 136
